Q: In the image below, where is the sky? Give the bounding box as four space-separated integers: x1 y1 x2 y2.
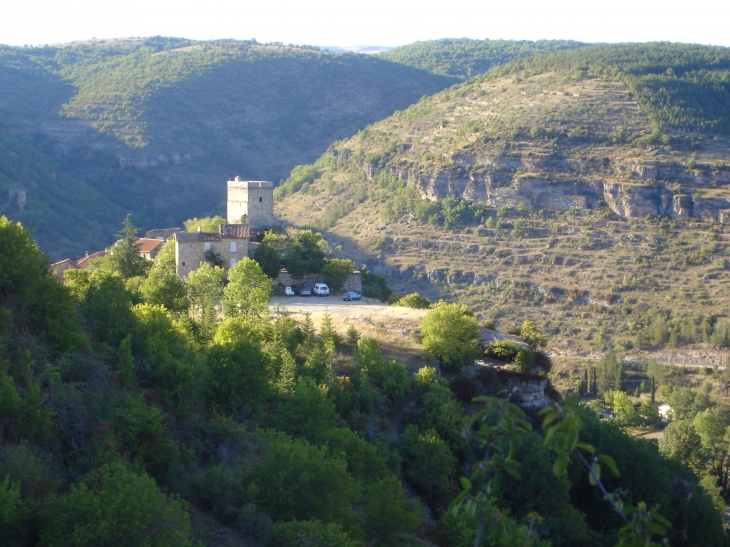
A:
3 0 729 49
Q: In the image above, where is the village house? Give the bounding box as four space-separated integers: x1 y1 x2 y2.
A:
134 238 165 260
173 224 250 277
50 258 79 278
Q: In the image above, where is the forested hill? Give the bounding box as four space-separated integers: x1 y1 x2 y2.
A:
378 38 587 79
492 42 730 133
275 42 730 358
0 37 457 258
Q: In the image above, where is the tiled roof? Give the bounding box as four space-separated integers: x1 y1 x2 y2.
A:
134 238 165 253
219 224 250 239
174 232 222 243
76 250 107 266
51 258 78 268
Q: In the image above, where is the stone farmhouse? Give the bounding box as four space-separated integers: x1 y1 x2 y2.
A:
173 224 250 277
134 238 165 260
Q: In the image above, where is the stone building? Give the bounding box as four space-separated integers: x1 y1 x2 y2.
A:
134 238 165 260
174 224 250 277
227 177 275 229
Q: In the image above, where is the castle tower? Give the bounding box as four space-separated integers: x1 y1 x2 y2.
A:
227 177 275 229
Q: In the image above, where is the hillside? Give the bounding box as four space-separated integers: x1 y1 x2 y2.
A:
275 42 730 361
378 38 587 79
0 37 457 257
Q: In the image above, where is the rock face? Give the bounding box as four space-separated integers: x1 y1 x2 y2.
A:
364 155 730 223
507 377 549 410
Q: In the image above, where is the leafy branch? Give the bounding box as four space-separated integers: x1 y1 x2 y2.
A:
540 404 671 547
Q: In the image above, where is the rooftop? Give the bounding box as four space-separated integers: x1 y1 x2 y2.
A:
134 238 166 253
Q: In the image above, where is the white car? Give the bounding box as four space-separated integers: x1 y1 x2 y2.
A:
285 286 295 296
313 283 330 296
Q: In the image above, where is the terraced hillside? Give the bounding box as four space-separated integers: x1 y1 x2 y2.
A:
275 43 730 360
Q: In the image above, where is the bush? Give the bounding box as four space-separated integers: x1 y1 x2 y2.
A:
400 425 455 498
40 464 194 547
272 519 360 547
249 431 361 531
421 302 481 371
392 292 432 309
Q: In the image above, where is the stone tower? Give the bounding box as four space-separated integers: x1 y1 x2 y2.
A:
227 177 275 229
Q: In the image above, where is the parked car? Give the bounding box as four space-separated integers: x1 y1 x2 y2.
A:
285 286 295 296
342 292 361 301
313 283 330 296
299 286 312 296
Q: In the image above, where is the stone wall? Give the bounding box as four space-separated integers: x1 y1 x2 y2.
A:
271 270 362 295
175 238 249 278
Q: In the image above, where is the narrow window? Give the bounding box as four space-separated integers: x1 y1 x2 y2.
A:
230 241 237 253
259 196 262 202
181 261 186 267
231 258 237 267
204 242 211 252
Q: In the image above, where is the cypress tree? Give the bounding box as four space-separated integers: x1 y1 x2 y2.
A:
650 375 655 403
592 367 598 395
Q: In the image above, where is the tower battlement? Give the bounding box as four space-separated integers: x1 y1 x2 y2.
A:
227 176 275 229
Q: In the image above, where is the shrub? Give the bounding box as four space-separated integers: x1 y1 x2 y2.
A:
392 293 432 309
421 302 481 371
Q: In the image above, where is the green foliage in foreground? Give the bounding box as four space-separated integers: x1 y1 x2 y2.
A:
0 215 727 547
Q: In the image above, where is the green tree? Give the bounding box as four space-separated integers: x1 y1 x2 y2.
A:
520 320 547 349
183 215 226 233
221 257 270 319
282 229 326 278
0 216 84 350
40 464 194 547
253 242 281 279
400 425 455 497
319 310 342 349
203 339 271 410
354 338 412 410
139 267 189 314
302 347 331 383
249 431 361 531
111 214 148 280
0 475 33 546
321 258 355 294
346 324 361 344
152 238 176 274
595 347 623 394
185 263 224 342
604 390 635 424
65 269 137 347
659 419 702 467
421 302 480 371
363 474 421 546
274 377 342 441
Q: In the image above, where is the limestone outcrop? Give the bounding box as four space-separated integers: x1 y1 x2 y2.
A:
361 154 730 223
